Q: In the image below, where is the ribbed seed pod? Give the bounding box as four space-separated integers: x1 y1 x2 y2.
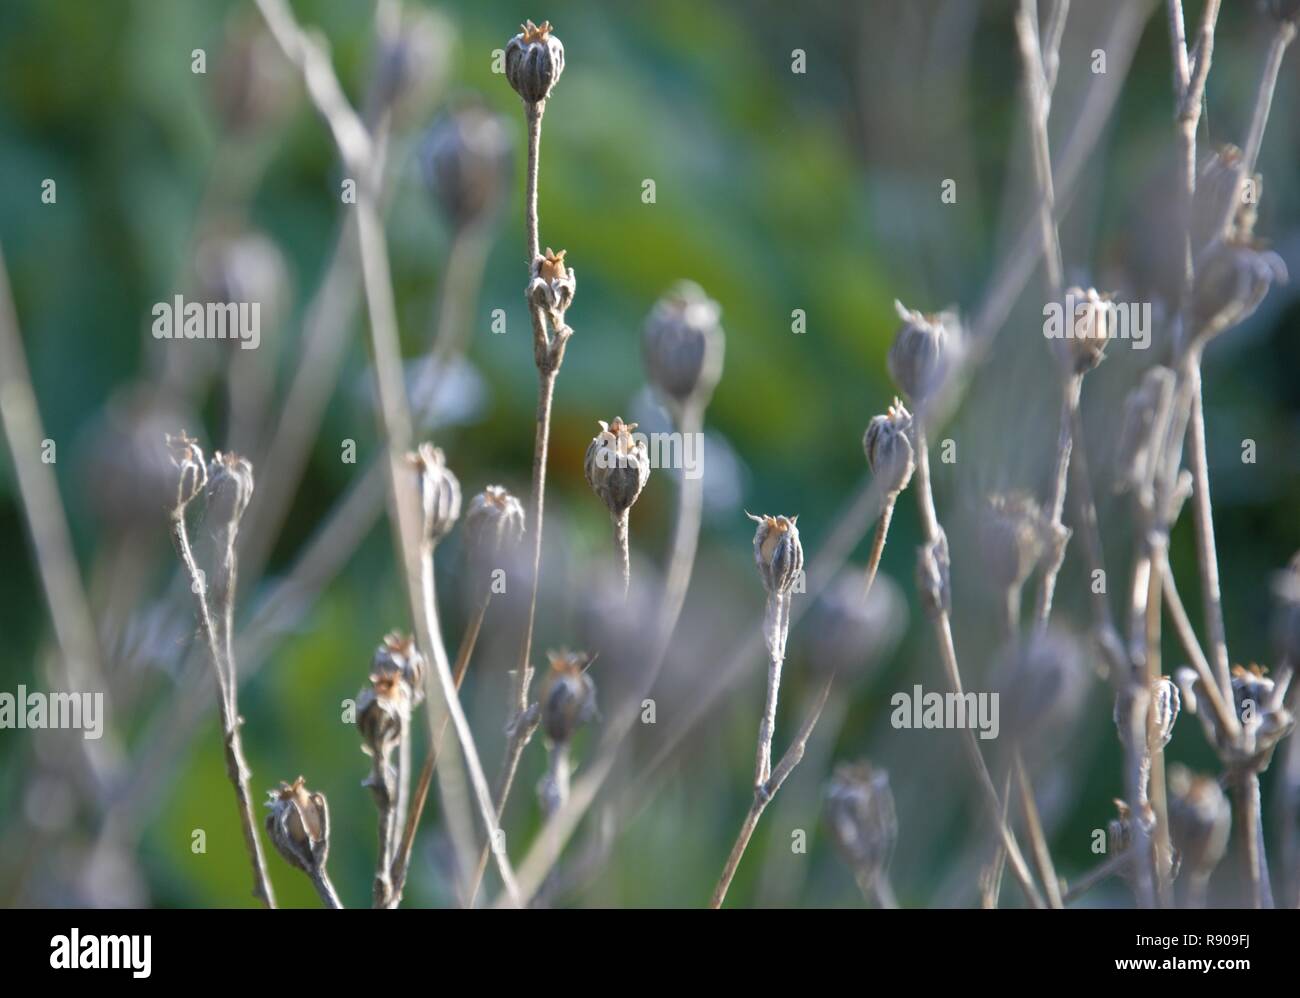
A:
888 300 962 404
802 570 905 681
584 418 650 517
464 485 526 592
863 400 915 497
372 631 426 705
356 671 408 763
642 280 725 411
994 629 1087 744
1166 764 1231 882
823 762 898 892
1193 237 1288 340
265 776 331 874
165 430 208 512
540 650 598 745
504 20 565 104
407 443 461 546
978 491 1050 593
419 104 513 230
527 247 576 320
747 513 804 597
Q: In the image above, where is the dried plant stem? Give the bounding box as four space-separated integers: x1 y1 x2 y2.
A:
1241 21 1296 176
1142 543 1173 906
710 673 834 908
1185 367 1231 694
863 495 894 600
1159 556 1238 740
913 428 1045 909
613 509 631 599
1014 751 1063 908
388 595 489 906
1063 849 1130 904
754 595 788 788
310 869 343 909
170 512 276 908
1035 375 1081 628
1234 771 1271 908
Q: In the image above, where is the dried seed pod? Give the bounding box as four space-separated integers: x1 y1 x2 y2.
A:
464 485 526 592
802 570 905 681
265 776 331 874
978 491 1051 593
823 762 897 890
1230 663 1275 720
207 450 255 526
1192 145 1252 250
372 632 426 705
212 17 297 135
642 280 725 411
1193 236 1288 341
863 399 915 497
888 300 962 404
356 671 408 762
994 629 1087 744
527 247 576 319
1060 286 1114 374
504 19 565 104
1166 764 1231 881
1150 675 1181 751
371 7 453 119
1114 366 1175 495
419 103 513 230
407 443 461 546
584 418 650 517
747 513 804 597
194 229 290 334
540 650 598 745
165 430 208 512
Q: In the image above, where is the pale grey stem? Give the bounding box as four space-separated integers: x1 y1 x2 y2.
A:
1035 374 1082 629
1235 771 1271 908
613 509 631 600
1186 365 1231 695
754 593 786 789
1142 544 1174 906
1015 750 1063 908
1063 849 1130 904
311 869 344 909
1159 555 1239 739
1015 0 1064 296
710 673 834 908
1241 22 1296 176
372 759 397 908
171 512 276 908
913 428 1045 910
392 702 412 874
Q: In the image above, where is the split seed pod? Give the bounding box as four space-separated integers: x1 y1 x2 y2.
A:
747 513 804 597
584 418 650 517
265 776 331 874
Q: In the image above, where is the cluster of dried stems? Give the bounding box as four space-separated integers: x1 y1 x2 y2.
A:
1 0 1297 910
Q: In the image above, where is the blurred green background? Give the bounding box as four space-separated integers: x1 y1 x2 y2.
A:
1 0 1298 907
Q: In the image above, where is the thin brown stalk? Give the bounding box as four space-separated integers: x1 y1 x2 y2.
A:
1035 374 1081 628
1014 751 1063 909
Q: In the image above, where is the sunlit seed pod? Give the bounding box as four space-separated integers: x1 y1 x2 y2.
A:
1193 236 1288 340
863 399 914 497
540 650 598 745
747 513 804 597
406 443 461 546
642 280 725 410
264 776 330 873
504 19 565 104
372 632 426 705
356 672 407 762
419 103 513 230
823 761 898 888
887 300 962 404
527 247 576 318
1061 286 1114 374
584 418 650 517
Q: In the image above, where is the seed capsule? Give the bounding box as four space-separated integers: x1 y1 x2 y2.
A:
504 20 565 105
823 762 898 890
802 571 905 681
994 629 1087 744
372 632 426 705
888 300 961 404
642 281 725 411
356 671 408 763
527 247 576 320
747 513 804 597
584 418 650 517
540 650 598 745
863 400 915 497
1166 764 1231 880
419 103 513 231
265 776 331 874
407 443 461 546
978 491 1051 593
1114 366 1175 495
1193 236 1288 340
464 485 526 592
165 430 208 511
1061 287 1114 374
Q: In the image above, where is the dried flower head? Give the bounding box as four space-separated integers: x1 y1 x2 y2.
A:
978 491 1052 592
863 399 915 497
165 430 208 512
372 631 426 705
464 485 526 591
1193 236 1288 341
994 629 1087 744
1150 675 1181 752
584 418 650 517
505 20 565 104
1166 764 1231 881
419 103 513 230
802 571 905 681
1061 287 1114 374
527 247 576 320
823 762 898 892
356 671 408 763
642 280 725 411
1192 145 1259 249
407 443 461 546
540 650 598 745
372 8 454 118
888 300 962 404
265 776 330 874
747 513 804 597
207 450 255 527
